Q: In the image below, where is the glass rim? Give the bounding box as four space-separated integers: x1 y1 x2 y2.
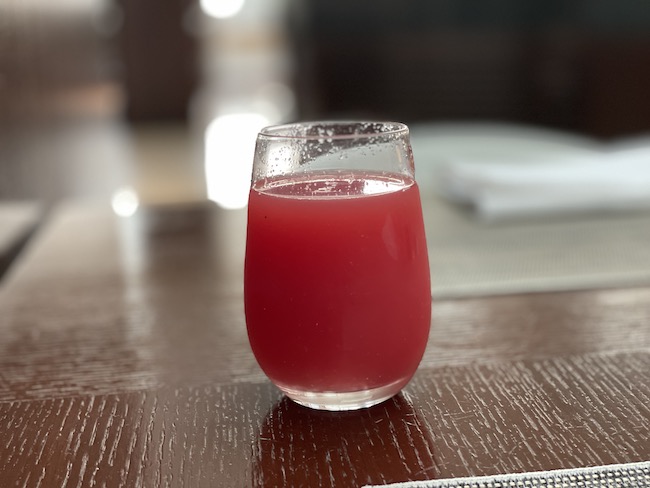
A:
258 121 409 141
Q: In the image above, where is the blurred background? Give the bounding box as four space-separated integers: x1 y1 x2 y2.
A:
1 0 650 211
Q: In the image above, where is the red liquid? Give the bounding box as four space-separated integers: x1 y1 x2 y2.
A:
244 171 431 393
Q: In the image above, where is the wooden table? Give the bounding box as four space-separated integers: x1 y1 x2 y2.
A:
0 202 648 487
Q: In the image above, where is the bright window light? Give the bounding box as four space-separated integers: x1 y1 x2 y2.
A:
200 0 245 19
111 186 140 217
205 113 270 209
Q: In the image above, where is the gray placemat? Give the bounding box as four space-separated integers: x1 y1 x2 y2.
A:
363 461 650 488
424 196 650 298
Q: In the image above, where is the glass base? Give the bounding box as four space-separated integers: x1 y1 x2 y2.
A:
278 378 407 411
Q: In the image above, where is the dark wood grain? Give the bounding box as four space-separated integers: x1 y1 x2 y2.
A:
1 203 650 486
0 204 255 401
1 351 647 487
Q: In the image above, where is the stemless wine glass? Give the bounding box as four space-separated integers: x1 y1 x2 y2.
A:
244 121 431 411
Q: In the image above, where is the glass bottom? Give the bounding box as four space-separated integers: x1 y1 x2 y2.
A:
277 378 407 411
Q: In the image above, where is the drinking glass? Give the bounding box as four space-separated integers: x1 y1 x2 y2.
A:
244 121 431 410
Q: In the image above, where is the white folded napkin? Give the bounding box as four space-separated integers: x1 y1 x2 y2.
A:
433 146 650 220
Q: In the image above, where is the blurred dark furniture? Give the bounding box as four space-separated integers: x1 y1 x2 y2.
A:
117 0 198 121
289 0 650 138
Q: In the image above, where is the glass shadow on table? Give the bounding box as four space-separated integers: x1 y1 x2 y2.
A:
251 393 438 487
